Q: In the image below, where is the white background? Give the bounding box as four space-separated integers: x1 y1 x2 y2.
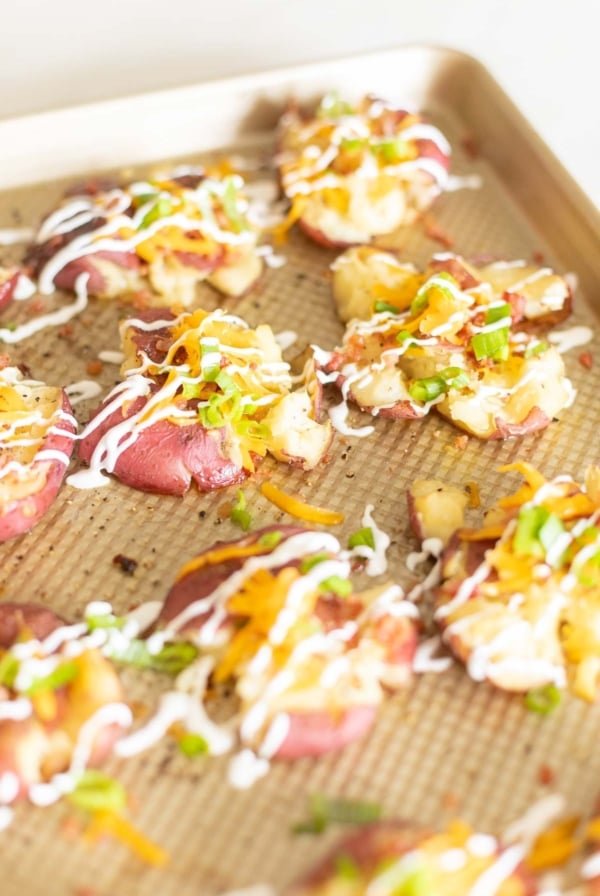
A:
2 0 598 206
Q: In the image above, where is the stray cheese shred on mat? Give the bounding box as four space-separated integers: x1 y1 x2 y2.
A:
260 481 344 525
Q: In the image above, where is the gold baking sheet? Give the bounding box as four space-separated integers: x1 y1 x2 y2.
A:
0 46 600 895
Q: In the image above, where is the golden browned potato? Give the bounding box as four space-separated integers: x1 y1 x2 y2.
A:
407 479 468 544
277 95 451 247
26 171 263 306
320 251 574 440
76 307 333 494
433 463 600 698
0 364 76 541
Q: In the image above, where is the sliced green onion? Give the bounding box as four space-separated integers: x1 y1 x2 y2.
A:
177 733 209 758
409 375 447 404
140 196 173 229
513 506 564 560
236 419 270 440
181 381 203 400
538 513 566 554
373 138 412 163
222 177 248 234
396 330 415 346
67 770 127 813
215 370 240 397
374 300 400 314
334 853 360 880
293 794 382 834
485 302 511 324
340 138 365 153
25 661 79 695
202 364 221 383
107 639 198 675
258 531 283 549
348 527 375 550
317 93 354 118
524 340 549 359
513 506 549 558
319 575 353 598
300 553 330 574
524 684 561 715
388 867 433 895
471 326 510 361
231 490 252 532
0 652 19 689
133 191 158 208
199 398 226 429
440 366 470 389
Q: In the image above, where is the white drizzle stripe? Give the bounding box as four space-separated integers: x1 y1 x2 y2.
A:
0 227 34 245
36 179 256 294
0 272 89 343
467 845 525 896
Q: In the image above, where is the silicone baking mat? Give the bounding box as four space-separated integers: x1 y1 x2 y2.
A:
0 48 599 895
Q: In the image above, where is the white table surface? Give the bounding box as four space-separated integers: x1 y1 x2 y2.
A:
1 0 598 208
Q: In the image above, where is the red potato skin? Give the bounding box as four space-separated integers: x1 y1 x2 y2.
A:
78 394 246 496
159 525 306 627
488 407 551 440
0 603 125 802
288 821 538 895
322 366 422 420
428 256 480 290
52 249 143 295
275 706 377 760
173 244 225 273
162 526 417 759
0 602 64 646
298 218 356 250
0 270 19 312
0 391 76 542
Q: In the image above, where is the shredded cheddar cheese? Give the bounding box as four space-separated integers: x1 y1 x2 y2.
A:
84 810 169 867
260 481 345 525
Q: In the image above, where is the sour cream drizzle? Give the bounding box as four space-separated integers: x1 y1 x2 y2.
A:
548 325 593 354
34 177 257 295
0 227 34 245
0 271 89 343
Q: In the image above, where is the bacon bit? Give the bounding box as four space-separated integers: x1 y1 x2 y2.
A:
84 810 169 867
526 816 580 872
86 359 103 376
579 351 593 370
538 764 555 786
454 435 468 451
464 481 480 509
59 323 75 339
261 481 344 525
60 813 84 840
441 791 461 812
28 299 46 316
461 133 480 159
532 251 545 264
112 554 138 576
423 215 454 249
